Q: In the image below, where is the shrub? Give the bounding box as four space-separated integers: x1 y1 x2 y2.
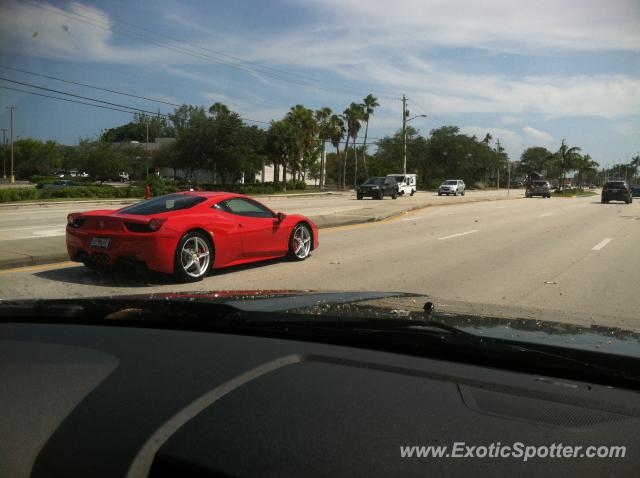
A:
0 186 144 203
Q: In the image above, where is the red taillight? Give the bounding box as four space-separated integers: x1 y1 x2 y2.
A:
148 218 166 231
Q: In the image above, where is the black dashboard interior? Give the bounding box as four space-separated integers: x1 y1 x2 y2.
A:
1 322 638 477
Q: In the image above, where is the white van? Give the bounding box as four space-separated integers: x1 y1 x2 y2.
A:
387 174 417 196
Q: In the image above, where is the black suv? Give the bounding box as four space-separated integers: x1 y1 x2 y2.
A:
601 181 633 204
356 177 399 200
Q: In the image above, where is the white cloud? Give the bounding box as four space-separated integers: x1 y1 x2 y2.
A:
522 126 553 143
291 0 640 53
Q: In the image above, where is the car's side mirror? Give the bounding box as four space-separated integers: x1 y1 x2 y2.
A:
276 212 286 222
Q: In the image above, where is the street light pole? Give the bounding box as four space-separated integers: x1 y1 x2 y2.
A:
146 118 149 180
402 95 407 174
1 127 6 180
7 106 15 183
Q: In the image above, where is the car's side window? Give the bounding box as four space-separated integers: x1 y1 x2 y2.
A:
222 198 275 219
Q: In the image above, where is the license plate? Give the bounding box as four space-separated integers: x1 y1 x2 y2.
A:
90 237 110 248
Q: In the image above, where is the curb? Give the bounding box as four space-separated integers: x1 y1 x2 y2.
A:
0 193 517 271
0 191 345 208
0 253 70 270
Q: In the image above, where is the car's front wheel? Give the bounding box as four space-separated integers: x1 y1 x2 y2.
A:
392 191 398 199
289 223 312 260
357 193 363 200
410 190 415 196
174 231 213 282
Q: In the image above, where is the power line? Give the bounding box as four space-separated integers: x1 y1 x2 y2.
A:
0 85 154 115
0 77 169 117
1 85 391 146
0 65 183 108
23 0 400 101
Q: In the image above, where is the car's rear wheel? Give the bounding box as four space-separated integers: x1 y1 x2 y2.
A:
174 231 212 282
601 198 608 204
461 190 465 196
357 193 363 200
376 191 383 200
392 191 398 199
438 192 442 196
289 223 312 260
410 190 415 196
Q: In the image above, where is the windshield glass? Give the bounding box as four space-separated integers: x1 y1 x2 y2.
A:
364 178 385 185
119 194 206 215
1 1 639 363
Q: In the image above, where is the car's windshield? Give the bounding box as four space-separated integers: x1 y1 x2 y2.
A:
364 178 385 185
119 194 206 215
1 1 639 367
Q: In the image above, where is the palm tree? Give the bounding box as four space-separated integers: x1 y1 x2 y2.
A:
285 105 318 182
315 107 332 190
631 155 640 183
361 94 379 176
555 139 581 192
328 115 345 189
343 102 365 189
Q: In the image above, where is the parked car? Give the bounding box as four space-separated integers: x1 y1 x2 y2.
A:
438 179 465 196
119 172 130 182
356 177 399 200
525 180 551 198
601 181 633 204
631 184 640 197
386 173 417 196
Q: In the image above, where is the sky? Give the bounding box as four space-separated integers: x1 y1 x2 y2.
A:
0 0 639 167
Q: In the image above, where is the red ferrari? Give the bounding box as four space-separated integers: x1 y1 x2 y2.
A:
66 192 319 282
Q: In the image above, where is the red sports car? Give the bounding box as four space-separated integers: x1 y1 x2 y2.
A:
66 192 319 282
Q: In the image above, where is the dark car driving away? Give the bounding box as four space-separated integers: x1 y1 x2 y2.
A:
525 180 551 198
601 181 633 204
356 177 399 200
631 184 640 197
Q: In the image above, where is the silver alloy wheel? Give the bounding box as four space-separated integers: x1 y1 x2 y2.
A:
292 225 311 259
180 236 211 278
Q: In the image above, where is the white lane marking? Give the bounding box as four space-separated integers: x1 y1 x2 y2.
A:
32 228 66 237
592 238 612 251
538 212 555 217
438 229 479 240
402 216 427 221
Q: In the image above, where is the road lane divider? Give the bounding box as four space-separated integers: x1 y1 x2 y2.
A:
592 238 612 251
538 212 555 217
438 229 479 240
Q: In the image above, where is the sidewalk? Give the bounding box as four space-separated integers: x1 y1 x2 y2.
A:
0 189 520 270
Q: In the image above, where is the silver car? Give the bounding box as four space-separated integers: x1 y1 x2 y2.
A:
438 179 466 196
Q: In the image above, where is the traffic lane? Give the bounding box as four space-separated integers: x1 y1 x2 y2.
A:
0 190 513 242
0 202 134 241
2 196 638 329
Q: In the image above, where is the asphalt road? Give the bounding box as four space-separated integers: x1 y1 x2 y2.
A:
1 193 638 329
0 190 511 267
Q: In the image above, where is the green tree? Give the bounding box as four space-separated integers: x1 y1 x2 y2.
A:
342 102 365 188
553 139 582 190
315 107 332 190
327 114 346 188
361 94 380 176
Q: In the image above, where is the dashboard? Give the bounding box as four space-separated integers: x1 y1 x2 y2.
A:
1 322 638 477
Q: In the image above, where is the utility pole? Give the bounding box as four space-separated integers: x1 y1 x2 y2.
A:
353 140 358 189
495 138 501 190
402 95 407 174
7 107 15 183
145 118 150 180
507 159 511 198
1 128 6 180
